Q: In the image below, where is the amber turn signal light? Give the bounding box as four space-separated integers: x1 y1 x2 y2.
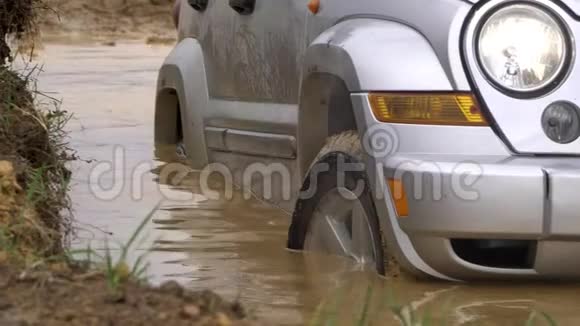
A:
388 179 409 218
369 93 487 126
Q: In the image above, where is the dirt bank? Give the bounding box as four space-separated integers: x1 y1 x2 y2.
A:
40 0 176 42
0 62 71 263
0 0 37 62
0 263 252 326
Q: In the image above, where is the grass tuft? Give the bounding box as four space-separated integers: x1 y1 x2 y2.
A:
102 203 159 292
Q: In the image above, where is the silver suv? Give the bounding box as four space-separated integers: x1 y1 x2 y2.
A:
156 0 580 281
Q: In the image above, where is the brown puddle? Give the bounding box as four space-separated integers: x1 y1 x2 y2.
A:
28 42 580 325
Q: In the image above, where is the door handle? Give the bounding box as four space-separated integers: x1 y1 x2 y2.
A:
188 0 208 11
229 0 255 15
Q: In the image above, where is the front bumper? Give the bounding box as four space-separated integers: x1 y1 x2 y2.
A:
385 154 580 280
351 93 580 280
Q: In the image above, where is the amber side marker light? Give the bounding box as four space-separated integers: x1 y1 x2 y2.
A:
308 0 320 14
369 93 487 126
388 179 409 218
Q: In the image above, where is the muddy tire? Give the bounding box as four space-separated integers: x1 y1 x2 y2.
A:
287 131 386 275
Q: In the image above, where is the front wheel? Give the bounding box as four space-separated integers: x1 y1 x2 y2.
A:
287 131 386 275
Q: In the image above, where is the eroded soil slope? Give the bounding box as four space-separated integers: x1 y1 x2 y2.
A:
41 0 175 41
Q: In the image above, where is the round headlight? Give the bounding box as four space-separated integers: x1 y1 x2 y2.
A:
478 4 568 94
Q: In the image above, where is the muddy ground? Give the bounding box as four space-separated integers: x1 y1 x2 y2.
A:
40 0 176 43
0 263 251 326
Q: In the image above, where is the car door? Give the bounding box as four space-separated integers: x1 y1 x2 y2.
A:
182 0 307 108
203 0 306 105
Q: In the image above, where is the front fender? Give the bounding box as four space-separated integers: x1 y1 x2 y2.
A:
299 19 462 279
303 18 454 92
156 38 209 169
297 18 458 177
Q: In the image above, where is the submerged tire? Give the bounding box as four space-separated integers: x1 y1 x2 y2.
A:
287 131 386 275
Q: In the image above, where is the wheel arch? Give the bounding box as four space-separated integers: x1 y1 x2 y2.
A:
155 38 209 168
297 72 356 179
155 87 181 145
297 18 454 178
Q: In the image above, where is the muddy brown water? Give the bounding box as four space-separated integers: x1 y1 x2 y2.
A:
26 42 580 325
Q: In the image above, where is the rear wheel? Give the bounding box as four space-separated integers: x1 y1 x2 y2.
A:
288 131 386 275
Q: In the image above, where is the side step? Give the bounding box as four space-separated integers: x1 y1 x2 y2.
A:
205 127 296 159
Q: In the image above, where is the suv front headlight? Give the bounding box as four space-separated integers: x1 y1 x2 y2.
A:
477 4 569 95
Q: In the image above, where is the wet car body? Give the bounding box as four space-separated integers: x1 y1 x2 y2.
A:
156 0 580 281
